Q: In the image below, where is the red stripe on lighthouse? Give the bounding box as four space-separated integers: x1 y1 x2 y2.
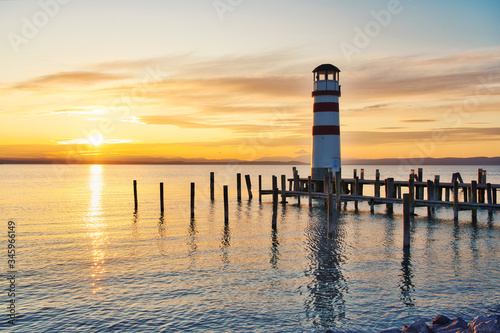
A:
312 125 340 135
312 90 341 97
313 102 339 112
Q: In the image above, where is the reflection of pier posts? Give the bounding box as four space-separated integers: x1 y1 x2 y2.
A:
403 194 410 248
399 246 415 307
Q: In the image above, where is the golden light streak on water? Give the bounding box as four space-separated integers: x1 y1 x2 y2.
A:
86 165 108 294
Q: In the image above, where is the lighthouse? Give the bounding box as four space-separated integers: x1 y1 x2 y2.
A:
311 64 341 180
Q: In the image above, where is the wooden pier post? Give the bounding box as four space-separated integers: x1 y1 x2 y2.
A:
281 175 287 204
160 182 164 214
245 175 253 200
417 168 423 199
434 175 442 202
453 180 459 221
190 182 195 218
409 174 415 215
258 175 262 203
386 178 394 214
403 194 410 248
223 185 229 223
486 183 493 219
326 175 336 238
237 173 242 201
354 176 359 210
293 169 300 192
272 176 278 229
210 172 215 202
133 180 138 212
375 169 381 197
478 169 485 203
335 171 342 210
427 180 434 217
471 180 478 222
308 176 312 207
360 169 365 180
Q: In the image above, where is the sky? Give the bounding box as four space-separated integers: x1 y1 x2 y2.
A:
1 0 499 164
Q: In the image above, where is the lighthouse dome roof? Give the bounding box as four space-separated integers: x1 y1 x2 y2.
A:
313 64 340 73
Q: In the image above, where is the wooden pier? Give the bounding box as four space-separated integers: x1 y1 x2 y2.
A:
260 167 500 222
132 167 498 247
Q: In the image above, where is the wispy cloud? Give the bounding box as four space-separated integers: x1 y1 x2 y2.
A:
13 71 129 90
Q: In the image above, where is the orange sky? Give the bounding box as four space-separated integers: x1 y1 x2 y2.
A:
1 1 500 163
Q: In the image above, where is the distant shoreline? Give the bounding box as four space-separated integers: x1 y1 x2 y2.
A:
1 156 500 166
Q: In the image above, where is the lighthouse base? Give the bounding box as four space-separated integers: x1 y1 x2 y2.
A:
312 167 332 181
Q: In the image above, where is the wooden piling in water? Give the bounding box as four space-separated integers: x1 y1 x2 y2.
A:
354 176 359 210
478 169 485 203
245 175 253 200
471 180 478 222
160 182 164 214
133 180 138 212
417 168 423 200
335 171 342 210
281 175 287 204
375 169 381 197
409 174 415 215
210 172 215 202
434 175 442 201
427 180 434 217
223 185 229 223
487 183 493 219
403 194 410 248
308 176 312 207
190 182 195 218
453 180 459 221
326 175 335 238
272 175 278 229
258 175 262 202
237 173 241 201
386 178 394 213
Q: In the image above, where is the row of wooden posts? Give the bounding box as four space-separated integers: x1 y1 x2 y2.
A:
132 167 499 246
133 172 254 224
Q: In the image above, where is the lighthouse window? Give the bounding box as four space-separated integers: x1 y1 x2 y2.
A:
328 72 334 80
319 73 325 80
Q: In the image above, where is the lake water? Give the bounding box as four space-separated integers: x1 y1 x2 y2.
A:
1 164 500 332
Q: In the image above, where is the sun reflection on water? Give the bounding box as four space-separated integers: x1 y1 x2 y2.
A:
86 165 108 294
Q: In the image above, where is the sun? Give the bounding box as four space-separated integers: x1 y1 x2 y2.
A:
89 133 104 147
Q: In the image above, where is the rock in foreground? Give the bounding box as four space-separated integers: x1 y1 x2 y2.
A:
378 314 500 333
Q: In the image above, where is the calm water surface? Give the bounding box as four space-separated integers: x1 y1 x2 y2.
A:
1 164 499 332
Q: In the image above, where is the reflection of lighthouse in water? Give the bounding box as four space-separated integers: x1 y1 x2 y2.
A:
311 64 341 180
304 214 347 328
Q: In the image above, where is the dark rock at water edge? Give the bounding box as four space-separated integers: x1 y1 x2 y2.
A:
378 314 500 333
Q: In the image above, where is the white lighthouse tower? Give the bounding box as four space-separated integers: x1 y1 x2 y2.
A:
311 64 341 180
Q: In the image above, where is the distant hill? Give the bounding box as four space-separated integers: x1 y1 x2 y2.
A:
344 157 500 165
1 156 499 165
